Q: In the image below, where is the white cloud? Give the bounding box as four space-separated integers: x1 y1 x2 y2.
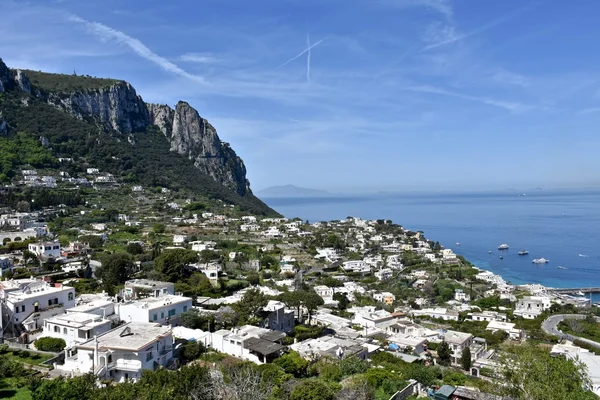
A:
381 0 453 20
69 15 205 84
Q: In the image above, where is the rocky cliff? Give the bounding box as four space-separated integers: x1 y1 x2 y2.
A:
0 58 253 197
43 82 149 134
148 101 250 196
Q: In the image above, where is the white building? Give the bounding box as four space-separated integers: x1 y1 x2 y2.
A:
514 296 551 319
375 268 393 281
411 308 460 321
42 312 112 348
118 295 193 326
60 322 175 382
240 224 261 232
28 242 61 259
486 320 524 340
0 257 14 277
342 260 370 273
315 248 340 262
86 168 100 174
314 286 334 302
352 309 394 328
373 292 396 305
454 289 471 303
123 279 175 300
263 300 295 333
210 325 286 364
172 235 187 245
0 279 76 333
190 241 216 252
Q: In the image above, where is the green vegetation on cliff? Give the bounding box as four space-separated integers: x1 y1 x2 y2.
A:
22 70 121 92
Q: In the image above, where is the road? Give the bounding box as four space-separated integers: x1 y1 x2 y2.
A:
541 314 600 349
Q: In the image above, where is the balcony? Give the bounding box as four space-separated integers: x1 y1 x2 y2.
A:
107 359 142 372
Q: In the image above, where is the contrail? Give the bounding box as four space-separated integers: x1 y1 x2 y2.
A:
306 33 311 82
276 38 323 71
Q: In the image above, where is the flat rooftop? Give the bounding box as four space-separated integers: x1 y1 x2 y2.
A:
45 312 109 329
122 295 191 310
77 322 171 351
444 330 473 344
125 279 173 288
67 299 114 314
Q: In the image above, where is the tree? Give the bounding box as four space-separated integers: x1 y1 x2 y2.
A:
179 341 206 362
34 337 66 352
302 289 324 324
279 291 302 320
95 253 135 294
496 344 597 400
233 288 268 325
289 379 336 400
339 356 367 376
274 351 309 377
154 248 197 282
181 309 213 331
437 341 452 366
333 292 349 311
126 242 144 255
460 347 472 371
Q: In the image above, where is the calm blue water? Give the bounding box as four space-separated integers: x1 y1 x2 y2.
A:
264 190 600 295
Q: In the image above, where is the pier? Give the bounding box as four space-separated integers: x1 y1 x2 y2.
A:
547 288 600 295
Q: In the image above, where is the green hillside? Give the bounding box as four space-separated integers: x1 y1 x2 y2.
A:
0 89 278 216
22 70 121 92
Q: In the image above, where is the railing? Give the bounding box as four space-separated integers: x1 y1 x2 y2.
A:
107 359 142 372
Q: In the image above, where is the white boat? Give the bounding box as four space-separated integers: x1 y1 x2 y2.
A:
488 250 492 254
518 250 529 256
577 291 585 297
456 242 460 246
532 258 549 264
557 266 566 270
498 244 509 250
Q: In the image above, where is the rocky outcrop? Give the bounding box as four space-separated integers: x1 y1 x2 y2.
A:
0 111 6 135
0 58 10 92
1 61 252 197
46 82 149 133
14 70 30 94
147 103 174 137
147 101 251 196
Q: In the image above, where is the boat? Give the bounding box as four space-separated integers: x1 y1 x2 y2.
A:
532 258 549 264
456 242 460 246
500 256 504 259
498 244 509 250
577 291 585 297
518 250 529 256
488 250 492 254
557 266 566 270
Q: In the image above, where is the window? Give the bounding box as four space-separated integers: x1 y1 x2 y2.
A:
183 306 188 312
54 326 60 333
153 314 158 321
168 309 176 317
63 328 68 335
160 312 164 319
146 348 153 361
48 300 52 307
68 292 74 301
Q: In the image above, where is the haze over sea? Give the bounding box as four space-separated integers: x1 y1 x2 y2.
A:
264 189 600 296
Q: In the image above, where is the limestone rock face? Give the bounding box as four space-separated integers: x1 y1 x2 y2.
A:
147 101 251 196
0 58 10 92
147 103 174 137
46 82 149 133
14 70 30 94
1 62 253 197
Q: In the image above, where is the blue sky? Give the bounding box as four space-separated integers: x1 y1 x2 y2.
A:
2 0 600 192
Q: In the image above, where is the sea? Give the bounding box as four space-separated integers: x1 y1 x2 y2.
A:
263 189 600 300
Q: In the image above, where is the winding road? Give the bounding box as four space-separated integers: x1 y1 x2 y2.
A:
541 314 600 349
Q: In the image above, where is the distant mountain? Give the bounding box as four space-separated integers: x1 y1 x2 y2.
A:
257 185 331 197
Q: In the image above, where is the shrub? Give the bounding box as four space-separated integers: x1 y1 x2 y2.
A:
18 351 30 358
34 337 66 352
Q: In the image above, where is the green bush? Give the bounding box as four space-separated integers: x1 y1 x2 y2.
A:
34 337 66 352
18 350 30 358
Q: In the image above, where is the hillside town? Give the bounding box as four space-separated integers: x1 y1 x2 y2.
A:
0 179 599 400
